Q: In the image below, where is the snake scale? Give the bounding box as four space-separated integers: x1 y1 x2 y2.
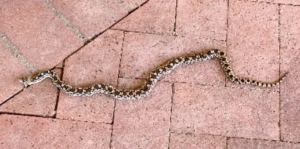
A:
19 49 288 100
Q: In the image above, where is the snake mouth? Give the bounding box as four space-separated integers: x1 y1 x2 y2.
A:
18 78 30 88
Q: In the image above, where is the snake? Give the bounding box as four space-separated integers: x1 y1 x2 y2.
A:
19 49 288 100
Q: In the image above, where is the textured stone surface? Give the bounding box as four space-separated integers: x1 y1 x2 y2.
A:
111 78 172 149
279 5 300 143
121 0 147 11
113 0 176 35
0 69 60 117
50 0 128 38
55 61 64 68
0 45 29 103
227 0 279 86
176 0 227 40
1 0 300 147
0 0 82 70
171 83 280 140
56 30 123 123
169 133 226 149
228 138 300 149
121 32 226 86
0 114 111 148
258 0 300 5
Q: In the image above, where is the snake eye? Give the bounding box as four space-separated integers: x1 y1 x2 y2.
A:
19 78 25 83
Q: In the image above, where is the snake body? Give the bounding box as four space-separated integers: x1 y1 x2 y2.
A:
19 49 288 100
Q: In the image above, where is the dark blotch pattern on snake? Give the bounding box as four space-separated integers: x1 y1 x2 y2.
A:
19 49 288 100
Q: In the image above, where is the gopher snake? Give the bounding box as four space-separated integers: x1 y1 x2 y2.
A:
19 49 287 100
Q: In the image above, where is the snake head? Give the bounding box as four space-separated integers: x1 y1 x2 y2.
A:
18 76 33 88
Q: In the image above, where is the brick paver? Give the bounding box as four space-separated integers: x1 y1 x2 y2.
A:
169 133 226 149
0 44 29 103
176 0 227 40
50 0 128 39
0 0 299 148
280 5 300 143
121 0 147 11
172 83 280 140
0 114 111 148
111 79 172 149
228 137 300 149
0 0 83 70
227 0 279 86
259 0 300 5
113 0 176 35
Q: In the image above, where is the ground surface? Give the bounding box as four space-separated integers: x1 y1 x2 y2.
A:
0 0 300 148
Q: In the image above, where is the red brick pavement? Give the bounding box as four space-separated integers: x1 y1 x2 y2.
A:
0 0 299 148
